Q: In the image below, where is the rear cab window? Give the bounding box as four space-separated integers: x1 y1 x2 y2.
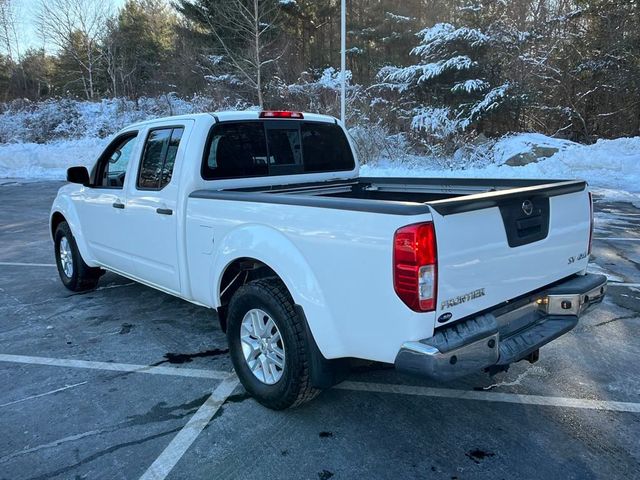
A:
202 121 355 180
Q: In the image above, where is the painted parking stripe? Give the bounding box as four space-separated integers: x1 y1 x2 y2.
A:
0 262 56 267
335 381 640 413
594 238 640 241
139 375 240 480
0 354 229 380
609 283 640 288
3 353 640 414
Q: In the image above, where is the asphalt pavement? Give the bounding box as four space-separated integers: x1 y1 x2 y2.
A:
1 180 639 480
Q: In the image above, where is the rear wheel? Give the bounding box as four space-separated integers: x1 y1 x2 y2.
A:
54 221 102 292
226 278 319 409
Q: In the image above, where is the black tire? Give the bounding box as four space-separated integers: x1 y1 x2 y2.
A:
54 221 102 292
227 279 320 410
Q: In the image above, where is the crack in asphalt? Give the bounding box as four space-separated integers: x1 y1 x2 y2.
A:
0 394 211 466
592 314 637 328
23 427 182 480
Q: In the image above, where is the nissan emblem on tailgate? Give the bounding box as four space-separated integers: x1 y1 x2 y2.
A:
522 199 534 216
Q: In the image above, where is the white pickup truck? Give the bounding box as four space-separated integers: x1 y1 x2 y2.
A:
51 110 607 409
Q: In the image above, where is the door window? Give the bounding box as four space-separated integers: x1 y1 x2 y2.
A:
137 127 185 190
94 134 138 188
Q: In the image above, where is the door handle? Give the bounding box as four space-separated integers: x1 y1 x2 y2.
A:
112 202 125 209
156 208 173 215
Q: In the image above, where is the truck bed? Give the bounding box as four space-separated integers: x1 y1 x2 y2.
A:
193 177 586 217
191 175 591 326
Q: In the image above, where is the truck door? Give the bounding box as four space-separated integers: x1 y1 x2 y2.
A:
75 132 140 274
123 122 192 294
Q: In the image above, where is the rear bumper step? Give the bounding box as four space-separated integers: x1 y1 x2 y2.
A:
394 273 607 381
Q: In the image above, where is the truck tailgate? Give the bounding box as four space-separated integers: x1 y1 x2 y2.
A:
427 181 592 325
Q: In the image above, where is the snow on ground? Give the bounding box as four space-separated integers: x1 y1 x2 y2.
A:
0 131 637 206
491 133 577 164
0 138 109 180
363 135 640 204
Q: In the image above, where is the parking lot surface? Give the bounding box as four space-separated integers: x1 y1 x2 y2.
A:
1 180 639 480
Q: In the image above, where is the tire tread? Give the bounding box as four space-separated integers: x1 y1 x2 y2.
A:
55 221 101 292
228 278 319 409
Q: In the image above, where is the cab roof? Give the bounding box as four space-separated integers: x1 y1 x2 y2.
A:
126 111 338 130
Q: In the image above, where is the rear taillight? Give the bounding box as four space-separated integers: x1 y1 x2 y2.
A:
393 222 437 312
588 191 594 255
259 111 304 119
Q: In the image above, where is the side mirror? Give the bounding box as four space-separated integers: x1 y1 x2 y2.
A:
67 166 91 186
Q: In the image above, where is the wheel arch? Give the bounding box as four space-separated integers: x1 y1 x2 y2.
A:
50 211 66 240
50 196 95 267
210 224 344 359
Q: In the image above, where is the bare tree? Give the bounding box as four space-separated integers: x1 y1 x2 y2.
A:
0 0 21 61
37 0 112 99
191 0 284 107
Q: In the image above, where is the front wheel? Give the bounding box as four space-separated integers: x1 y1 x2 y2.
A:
226 279 319 409
54 221 102 292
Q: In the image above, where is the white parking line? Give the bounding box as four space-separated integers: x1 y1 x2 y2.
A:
335 381 640 414
0 354 229 380
3 352 640 480
594 237 640 241
0 262 56 267
138 375 239 480
2 353 639 414
609 283 640 288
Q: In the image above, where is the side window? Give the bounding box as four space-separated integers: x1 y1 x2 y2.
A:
137 127 184 190
94 134 138 188
203 123 268 179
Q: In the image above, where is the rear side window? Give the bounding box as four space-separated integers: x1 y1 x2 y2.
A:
204 123 268 179
138 127 184 190
202 121 355 180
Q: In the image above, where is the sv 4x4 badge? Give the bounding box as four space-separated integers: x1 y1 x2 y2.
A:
568 252 588 264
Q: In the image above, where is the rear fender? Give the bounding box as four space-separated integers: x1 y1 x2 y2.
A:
210 224 343 358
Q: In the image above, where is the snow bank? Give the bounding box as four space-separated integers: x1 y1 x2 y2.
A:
0 95 248 144
362 135 640 202
0 138 108 180
0 130 638 207
492 133 576 164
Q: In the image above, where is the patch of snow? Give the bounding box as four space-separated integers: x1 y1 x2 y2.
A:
493 133 577 165
0 138 108 180
413 24 489 58
287 67 352 94
587 262 625 283
460 83 511 129
380 56 476 90
385 12 412 23
411 107 459 138
361 134 640 203
452 79 489 94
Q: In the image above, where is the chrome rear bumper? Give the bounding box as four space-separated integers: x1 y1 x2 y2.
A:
394 274 607 382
